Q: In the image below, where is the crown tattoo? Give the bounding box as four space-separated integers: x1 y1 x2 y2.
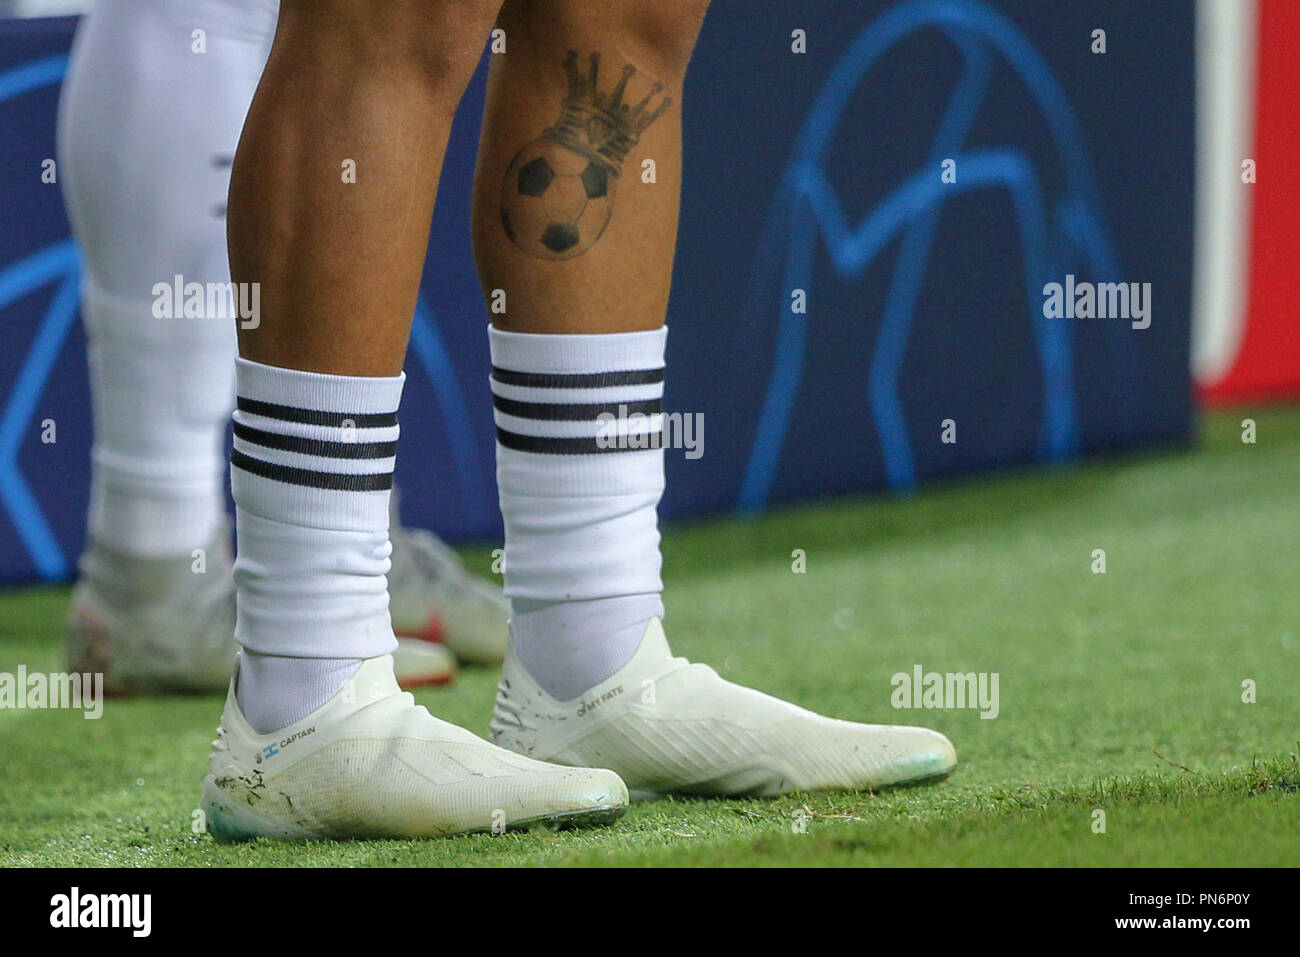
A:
545 51 672 175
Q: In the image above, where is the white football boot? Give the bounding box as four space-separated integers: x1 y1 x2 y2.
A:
491 618 957 799
65 529 241 695
65 523 456 695
388 521 509 667
201 653 628 842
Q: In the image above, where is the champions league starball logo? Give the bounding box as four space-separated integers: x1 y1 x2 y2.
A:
738 0 1130 509
500 51 671 260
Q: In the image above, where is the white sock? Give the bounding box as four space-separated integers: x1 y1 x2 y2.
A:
509 595 664 701
490 325 667 700
82 291 235 558
235 653 362 736
58 0 276 558
231 358 403 733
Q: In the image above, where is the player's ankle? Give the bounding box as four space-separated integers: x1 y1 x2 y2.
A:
510 594 662 701
236 651 362 735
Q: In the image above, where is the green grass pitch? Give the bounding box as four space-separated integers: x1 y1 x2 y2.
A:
1 407 1297 867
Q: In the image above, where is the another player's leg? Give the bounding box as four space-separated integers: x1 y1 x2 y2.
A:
57 0 276 693
203 0 626 842
386 490 510 670
57 0 473 691
475 0 956 797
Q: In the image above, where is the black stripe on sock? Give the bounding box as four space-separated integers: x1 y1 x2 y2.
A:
236 397 397 429
490 367 664 389
233 422 397 459
495 427 663 455
491 395 662 421
231 449 393 491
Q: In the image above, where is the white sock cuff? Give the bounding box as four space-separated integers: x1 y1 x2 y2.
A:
489 326 668 498
488 324 667 374
499 490 663 601
235 357 405 415
233 507 398 660
231 359 405 533
489 327 667 602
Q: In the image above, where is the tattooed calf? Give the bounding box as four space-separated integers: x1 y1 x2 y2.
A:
500 50 670 260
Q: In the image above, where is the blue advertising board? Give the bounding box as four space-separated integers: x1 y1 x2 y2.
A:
0 0 1195 584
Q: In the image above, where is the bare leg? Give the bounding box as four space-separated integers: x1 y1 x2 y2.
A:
471 2 709 699
231 0 501 375
225 0 501 729
203 0 630 841
474 5 958 798
472 0 711 335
